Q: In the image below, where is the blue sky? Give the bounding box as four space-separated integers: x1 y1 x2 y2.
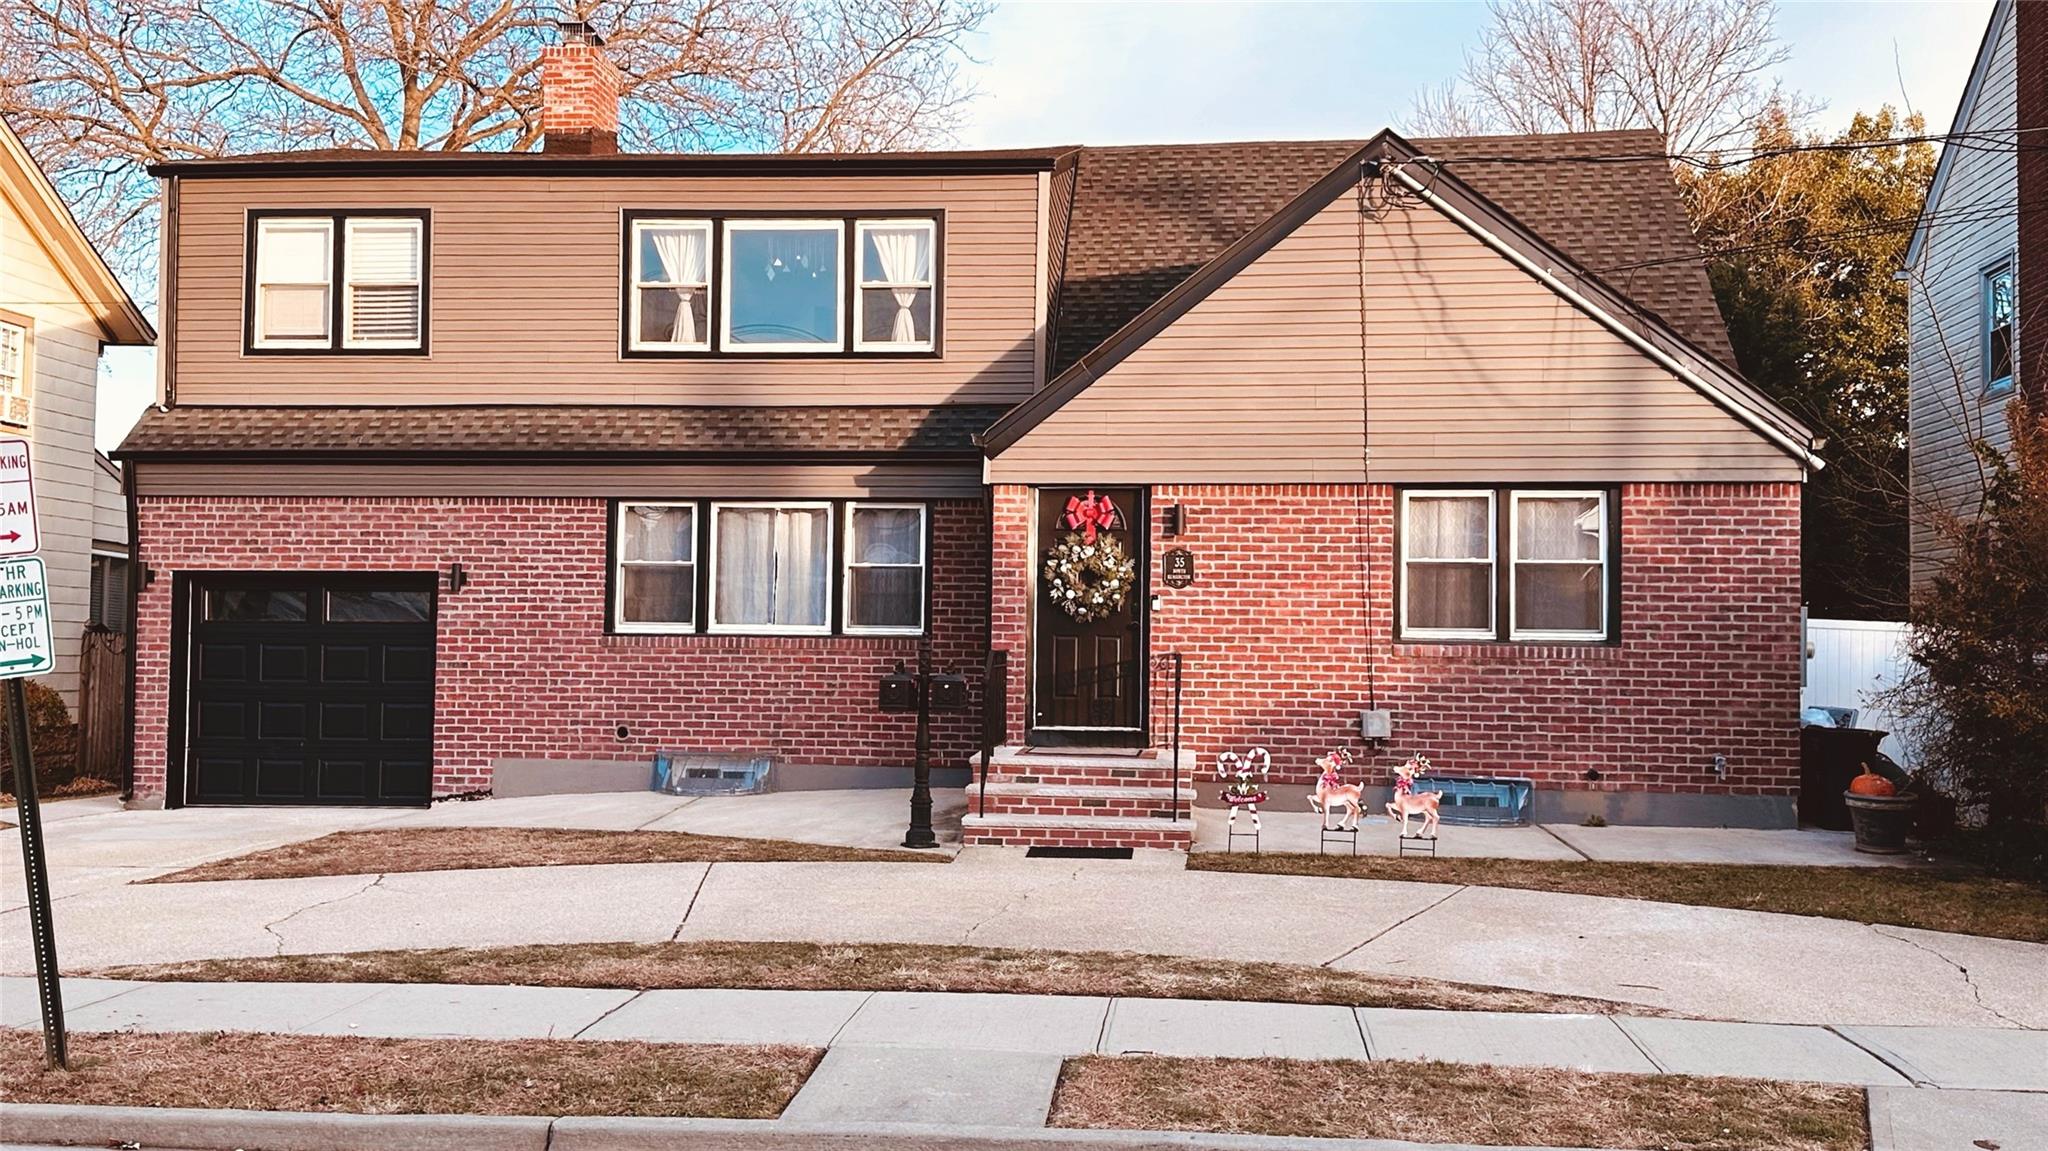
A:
95 0 1995 450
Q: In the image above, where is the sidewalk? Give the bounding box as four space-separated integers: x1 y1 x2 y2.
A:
4 976 2044 1150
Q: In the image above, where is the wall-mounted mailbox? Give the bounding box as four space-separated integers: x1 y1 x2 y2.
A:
929 671 969 712
879 661 919 713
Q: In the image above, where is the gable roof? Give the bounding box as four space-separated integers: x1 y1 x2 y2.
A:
991 131 1818 467
1047 129 1736 375
0 117 154 346
1904 0 2013 269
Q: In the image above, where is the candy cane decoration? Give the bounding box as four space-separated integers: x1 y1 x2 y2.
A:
1217 746 1272 840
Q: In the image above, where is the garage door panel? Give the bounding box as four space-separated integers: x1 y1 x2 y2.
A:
187 575 436 807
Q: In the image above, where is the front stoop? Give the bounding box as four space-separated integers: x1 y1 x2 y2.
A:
961 746 1196 850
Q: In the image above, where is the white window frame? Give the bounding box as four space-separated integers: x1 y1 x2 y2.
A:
843 502 927 636
628 218 713 352
340 216 425 350
614 501 700 635
251 216 335 349
719 218 846 354
851 218 937 353
1983 258 2016 397
0 319 28 428
1398 489 1497 641
1507 489 1610 642
707 500 836 635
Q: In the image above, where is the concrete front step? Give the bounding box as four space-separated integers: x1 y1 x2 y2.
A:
966 782 1194 821
960 812 1195 850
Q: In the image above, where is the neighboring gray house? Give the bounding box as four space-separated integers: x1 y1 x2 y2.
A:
0 116 154 709
1904 0 2021 587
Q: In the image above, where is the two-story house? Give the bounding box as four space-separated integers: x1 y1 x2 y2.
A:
117 38 1822 842
1 117 154 719
1906 0 2041 586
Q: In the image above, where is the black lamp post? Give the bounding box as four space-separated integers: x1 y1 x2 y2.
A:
903 639 938 848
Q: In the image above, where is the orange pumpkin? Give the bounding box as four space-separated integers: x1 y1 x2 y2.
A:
1849 764 1896 797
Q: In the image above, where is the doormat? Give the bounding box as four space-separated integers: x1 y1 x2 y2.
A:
1025 846 1135 860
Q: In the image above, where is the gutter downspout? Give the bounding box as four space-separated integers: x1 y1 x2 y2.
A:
1386 165 1825 472
119 461 139 803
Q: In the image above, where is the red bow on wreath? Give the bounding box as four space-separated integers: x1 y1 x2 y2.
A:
1063 491 1121 543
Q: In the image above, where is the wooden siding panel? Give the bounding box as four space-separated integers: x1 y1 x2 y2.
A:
1907 1 2017 585
171 173 1040 406
136 461 984 499
991 193 1798 484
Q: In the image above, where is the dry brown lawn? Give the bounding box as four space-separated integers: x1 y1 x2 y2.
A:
1052 1055 1868 1151
151 826 947 882
1190 853 2048 942
96 939 1659 1017
0 1030 816 1118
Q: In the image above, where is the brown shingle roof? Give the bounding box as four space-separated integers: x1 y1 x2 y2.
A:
1049 130 1735 373
115 404 1006 458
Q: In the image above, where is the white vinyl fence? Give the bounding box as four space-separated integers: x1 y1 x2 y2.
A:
1802 616 1917 766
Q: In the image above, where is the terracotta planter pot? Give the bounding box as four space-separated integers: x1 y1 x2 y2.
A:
1844 791 1917 855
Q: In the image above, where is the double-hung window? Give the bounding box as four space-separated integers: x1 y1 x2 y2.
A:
844 504 927 634
630 219 712 351
854 219 936 351
710 502 833 633
722 220 845 352
249 211 427 352
0 319 27 427
1400 487 1615 643
1984 260 2016 396
616 503 699 632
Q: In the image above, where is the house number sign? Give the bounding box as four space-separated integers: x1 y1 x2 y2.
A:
1162 548 1195 588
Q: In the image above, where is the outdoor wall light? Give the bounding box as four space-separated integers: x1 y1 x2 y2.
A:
446 562 468 593
1162 504 1186 537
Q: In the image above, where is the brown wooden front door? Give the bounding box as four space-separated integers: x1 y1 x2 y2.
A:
1031 487 1144 744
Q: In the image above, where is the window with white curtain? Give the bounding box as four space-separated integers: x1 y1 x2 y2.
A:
710 502 832 633
253 217 335 348
722 220 844 352
616 503 698 631
630 220 711 350
1510 491 1608 639
1399 491 1496 639
0 320 27 427
845 503 926 633
343 217 423 348
854 219 935 351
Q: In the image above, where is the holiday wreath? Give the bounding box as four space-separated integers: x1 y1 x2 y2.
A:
1042 531 1137 622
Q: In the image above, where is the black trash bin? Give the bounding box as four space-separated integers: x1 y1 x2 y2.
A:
1799 725 1887 830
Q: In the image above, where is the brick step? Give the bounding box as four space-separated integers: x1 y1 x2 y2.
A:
961 812 1195 850
981 746 1196 788
966 782 1194 820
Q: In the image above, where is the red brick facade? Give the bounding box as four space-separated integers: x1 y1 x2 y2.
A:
992 482 1802 800
2019 0 2045 409
540 42 621 154
131 497 987 802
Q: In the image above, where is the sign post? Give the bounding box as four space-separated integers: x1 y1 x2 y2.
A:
0 435 65 1069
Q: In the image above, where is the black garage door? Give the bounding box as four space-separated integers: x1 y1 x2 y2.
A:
185 574 437 806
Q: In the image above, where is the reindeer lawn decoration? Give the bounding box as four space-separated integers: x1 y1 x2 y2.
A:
1308 748 1367 832
1387 753 1444 839
1216 747 1272 851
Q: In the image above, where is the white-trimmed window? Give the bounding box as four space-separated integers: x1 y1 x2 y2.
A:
252 217 335 348
709 502 833 633
342 217 424 348
1399 490 1496 640
630 219 712 351
721 219 845 352
0 320 27 427
853 219 935 351
845 503 926 634
1509 491 1609 640
1984 260 2016 396
616 503 698 632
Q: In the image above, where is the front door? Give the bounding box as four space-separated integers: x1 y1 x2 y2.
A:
1031 487 1144 744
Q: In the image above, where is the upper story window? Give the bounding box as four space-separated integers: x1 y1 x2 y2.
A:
1984 260 2015 396
1399 487 1616 643
622 212 939 358
248 211 428 354
0 319 28 428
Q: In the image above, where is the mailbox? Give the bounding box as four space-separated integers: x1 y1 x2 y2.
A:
878 661 919 713
928 670 969 712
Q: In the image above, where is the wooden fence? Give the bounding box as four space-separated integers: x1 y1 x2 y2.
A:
77 626 127 784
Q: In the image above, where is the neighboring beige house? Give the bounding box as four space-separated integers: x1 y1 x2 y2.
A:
0 116 154 709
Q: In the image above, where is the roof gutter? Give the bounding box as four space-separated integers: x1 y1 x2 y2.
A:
1387 164 1825 472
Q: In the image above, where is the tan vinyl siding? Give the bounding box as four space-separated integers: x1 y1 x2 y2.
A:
1907 0 2017 588
135 461 983 500
171 173 1040 405
991 193 1799 484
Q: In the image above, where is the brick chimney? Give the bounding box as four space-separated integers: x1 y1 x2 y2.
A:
541 23 620 155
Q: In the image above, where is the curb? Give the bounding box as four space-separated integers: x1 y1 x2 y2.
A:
0 1106 1626 1151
